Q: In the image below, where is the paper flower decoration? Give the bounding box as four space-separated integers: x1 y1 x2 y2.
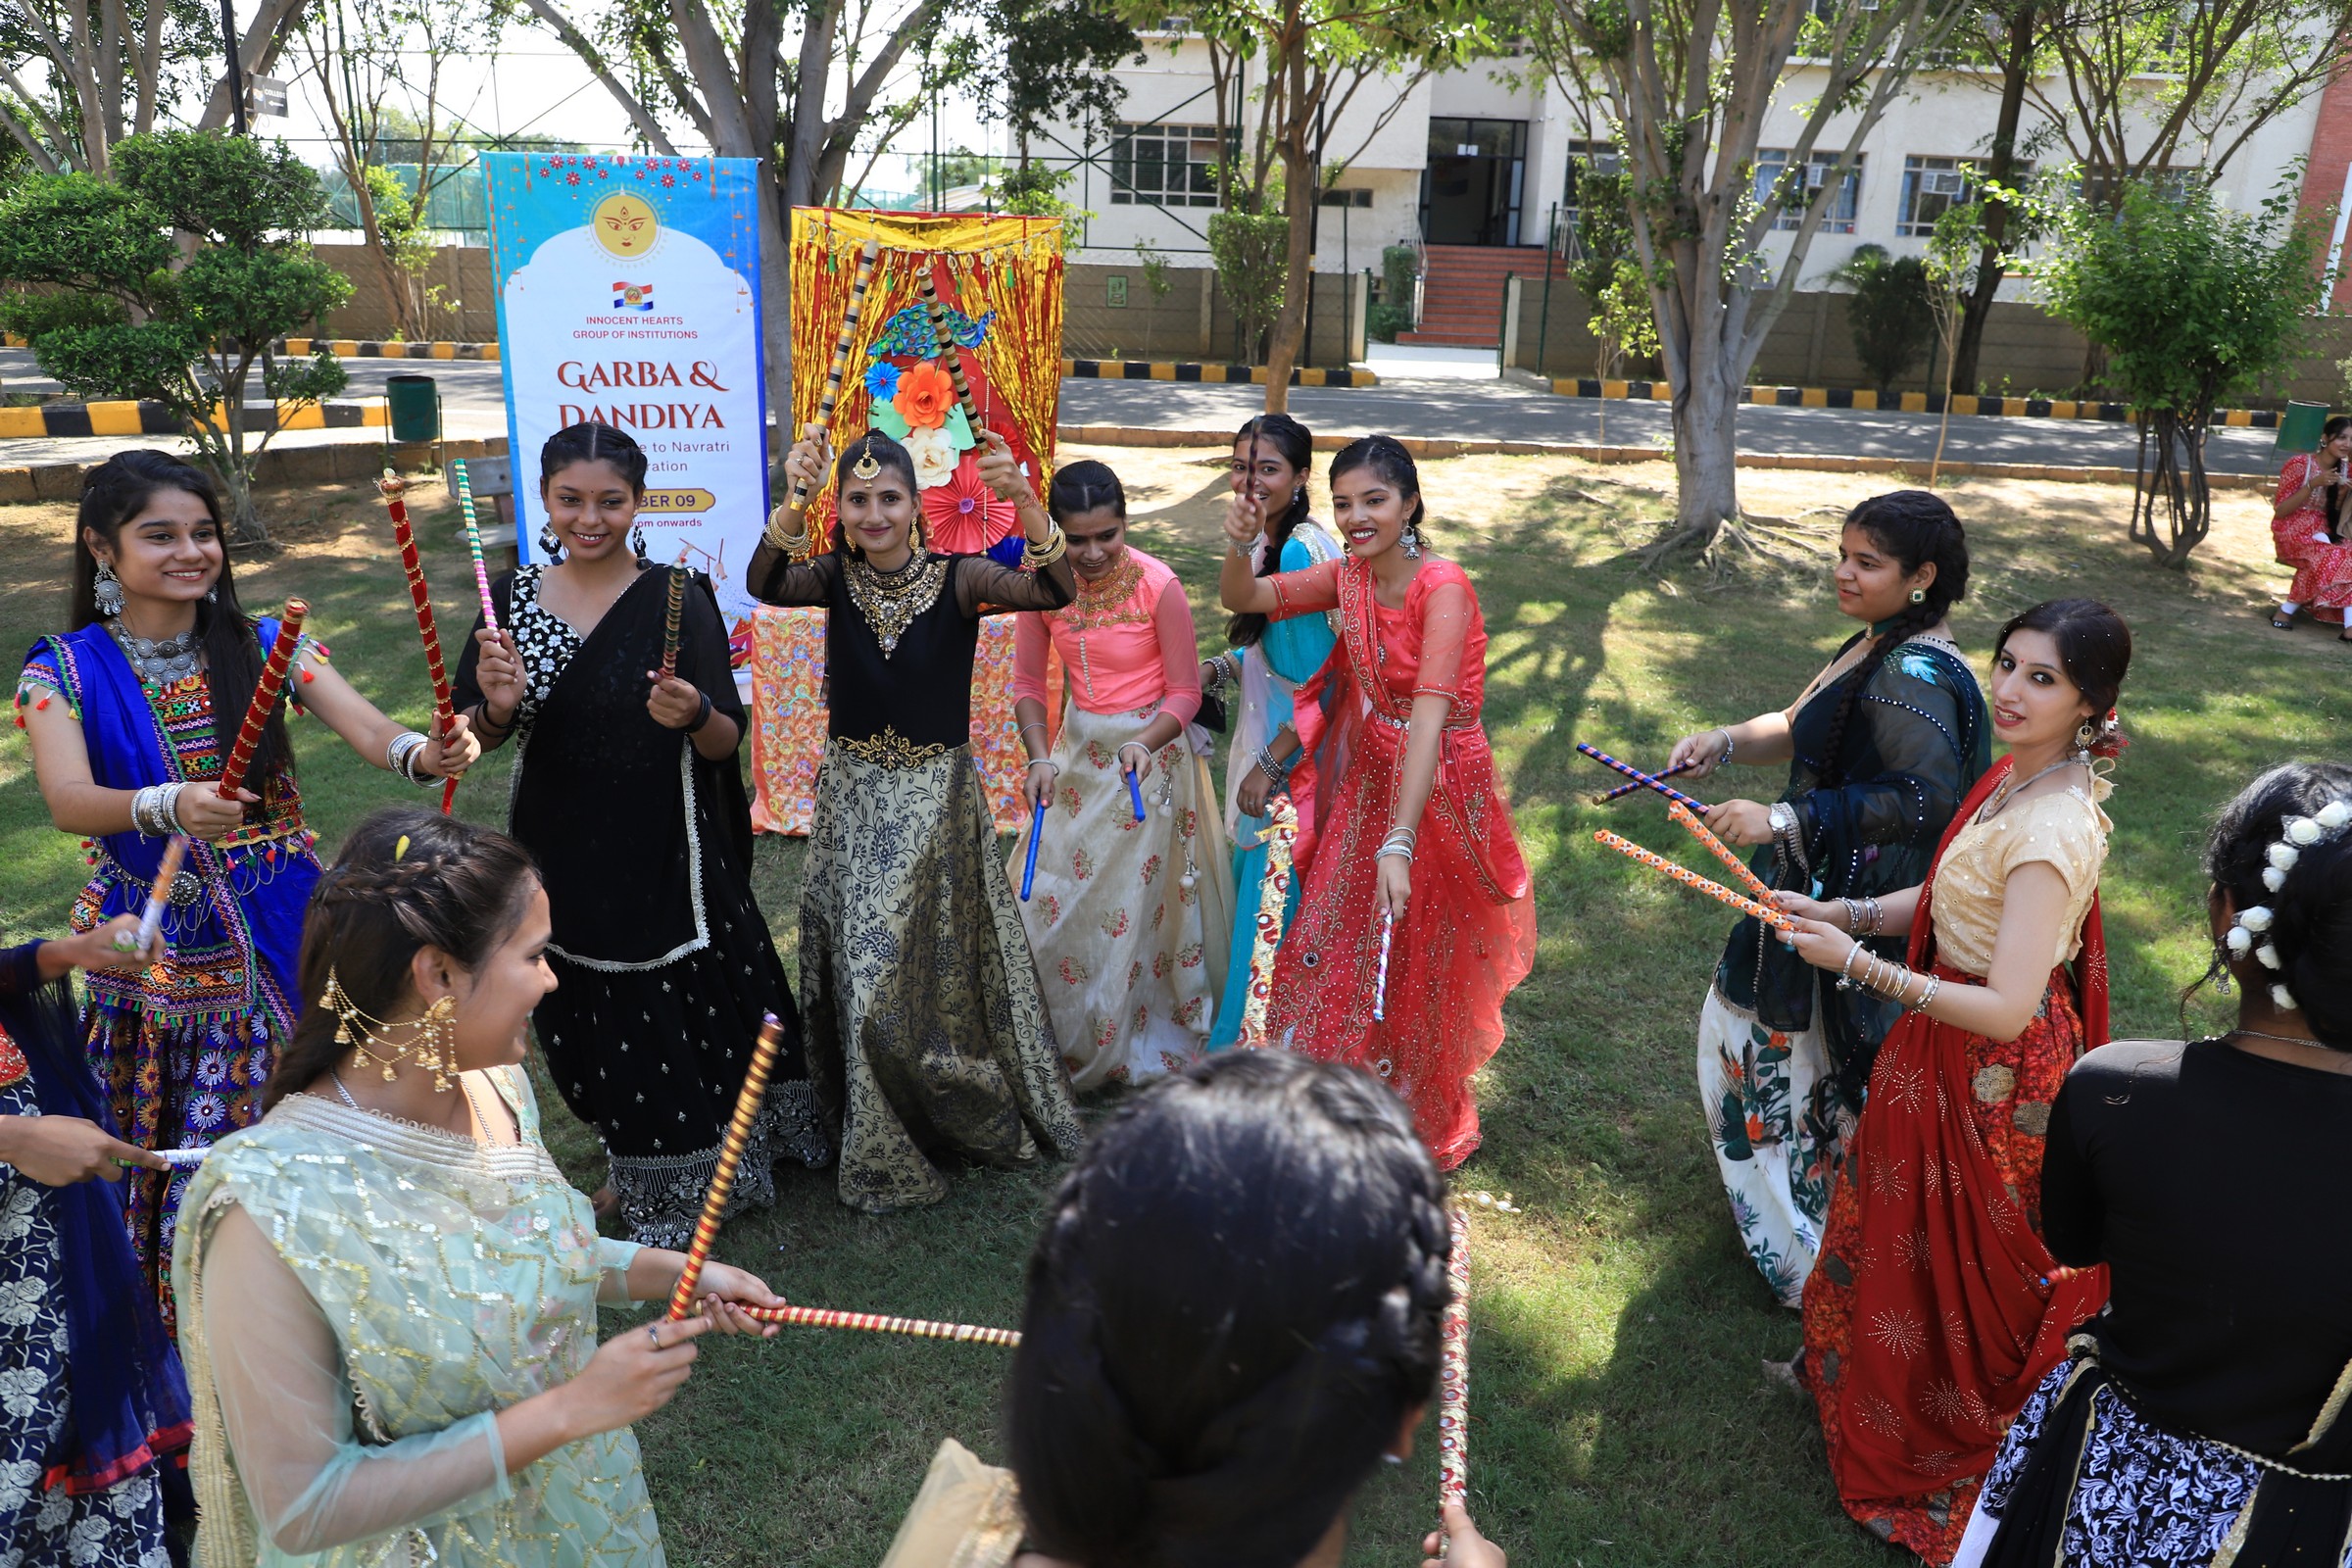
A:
921 451 1016 556
863 362 900 402
904 423 958 488
894 362 957 430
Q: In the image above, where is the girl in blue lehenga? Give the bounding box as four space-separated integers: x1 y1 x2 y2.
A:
1200 416 1340 1049
14 451 475 1330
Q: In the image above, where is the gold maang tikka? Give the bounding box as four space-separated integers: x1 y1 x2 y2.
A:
852 434 883 480
320 967 459 1092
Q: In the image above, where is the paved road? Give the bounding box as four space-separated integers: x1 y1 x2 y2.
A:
3 346 2289 478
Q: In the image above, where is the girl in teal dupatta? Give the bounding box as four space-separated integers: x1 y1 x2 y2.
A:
173 809 783 1568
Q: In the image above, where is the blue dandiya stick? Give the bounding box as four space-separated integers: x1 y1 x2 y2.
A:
1593 758 1696 805
1576 742 1709 813
1020 798 1046 901
1126 769 1147 822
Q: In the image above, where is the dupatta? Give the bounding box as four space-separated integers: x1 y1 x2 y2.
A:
1825 758 2111 1501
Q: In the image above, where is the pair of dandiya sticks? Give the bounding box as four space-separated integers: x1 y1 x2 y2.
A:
1577 743 1794 932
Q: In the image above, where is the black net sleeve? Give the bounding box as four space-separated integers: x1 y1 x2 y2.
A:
745 543 842 607
953 553 1077 616
1789 654 1979 858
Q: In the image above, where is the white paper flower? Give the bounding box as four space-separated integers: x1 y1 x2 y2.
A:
903 423 958 489
2268 843 2301 871
2257 944 2281 970
2274 983 2299 1011
2239 906 2275 932
2286 815 2323 847
2226 925 2254 956
2317 801 2352 831
2265 866 2288 892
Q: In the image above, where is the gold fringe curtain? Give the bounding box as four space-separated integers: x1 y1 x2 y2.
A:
787 210 1065 549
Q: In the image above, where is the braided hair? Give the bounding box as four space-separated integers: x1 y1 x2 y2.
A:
264 808 540 1110
2194 761 2352 1052
1006 1052 1451 1568
1814 491 1972 787
1226 414 1314 648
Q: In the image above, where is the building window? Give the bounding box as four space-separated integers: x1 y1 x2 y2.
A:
1559 139 1621 252
1319 187 1374 207
1754 149 1861 233
1899 156 1985 236
1108 122 1228 208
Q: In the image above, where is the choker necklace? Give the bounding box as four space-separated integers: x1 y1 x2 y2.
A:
107 617 202 687
2229 1027 2332 1051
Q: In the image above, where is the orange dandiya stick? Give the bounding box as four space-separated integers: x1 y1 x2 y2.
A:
217 600 307 801
1668 801 1775 903
1593 829 1795 930
666 1012 785 1320
378 472 460 815
736 1302 1020 1348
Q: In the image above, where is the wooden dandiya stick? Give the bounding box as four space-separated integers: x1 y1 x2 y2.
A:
1593 829 1795 930
737 1302 1021 1348
379 471 461 815
451 458 498 632
659 549 690 681
1575 742 1709 813
1437 1202 1470 1526
781 239 881 534
666 1011 786 1320
1237 795 1298 1048
914 265 981 426
133 835 187 952
1372 909 1396 1022
1668 801 1776 903
217 600 307 801
1593 758 1694 805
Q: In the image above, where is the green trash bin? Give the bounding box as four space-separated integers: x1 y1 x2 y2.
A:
2278 400 2329 456
386 373 440 443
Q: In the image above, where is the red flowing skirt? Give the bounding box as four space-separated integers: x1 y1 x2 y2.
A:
1267 715 1535 1168
1798 963 2109 1564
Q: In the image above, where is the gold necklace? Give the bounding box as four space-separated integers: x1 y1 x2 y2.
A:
1064 555 1147 700
844 552 949 657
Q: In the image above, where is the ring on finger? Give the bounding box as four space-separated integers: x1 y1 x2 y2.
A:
646 1324 662 1348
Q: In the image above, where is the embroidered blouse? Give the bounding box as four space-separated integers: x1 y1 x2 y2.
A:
1930 783 2111 976
1013 548 1202 723
1265 557 1485 721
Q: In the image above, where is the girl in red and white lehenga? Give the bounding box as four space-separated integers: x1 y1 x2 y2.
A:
1217 434 1535 1168
2268 415 2352 634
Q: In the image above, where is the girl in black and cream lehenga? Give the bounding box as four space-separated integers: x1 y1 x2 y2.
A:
749 423 1082 1213
454 421 828 1248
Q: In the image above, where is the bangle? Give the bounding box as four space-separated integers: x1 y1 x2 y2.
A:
1715 728 1736 766
1018 721 1048 740
1255 743 1292 785
683 690 713 734
1911 973 1941 1012
1023 525 1068 568
386 730 431 786
1027 757 1060 778
473 703 513 742
762 506 812 554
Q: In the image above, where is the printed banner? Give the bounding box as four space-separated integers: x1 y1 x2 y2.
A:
483 152 770 620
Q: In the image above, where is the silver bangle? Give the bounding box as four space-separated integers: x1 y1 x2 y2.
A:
1027 758 1060 780
386 730 431 786
1912 973 1941 1012
1715 728 1736 766
161 782 187 833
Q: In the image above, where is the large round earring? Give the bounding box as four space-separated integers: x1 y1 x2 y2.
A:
2074 718 2098 753
93 559 124 618
1909 587 1927 605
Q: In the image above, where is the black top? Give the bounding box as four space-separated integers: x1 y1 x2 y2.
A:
747 545 1075 751
2043 1037 2352 1456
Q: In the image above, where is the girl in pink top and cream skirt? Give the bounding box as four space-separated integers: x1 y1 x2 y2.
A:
1011 463 1234 1091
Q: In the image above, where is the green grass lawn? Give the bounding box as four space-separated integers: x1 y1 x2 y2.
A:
3 456 2341 1567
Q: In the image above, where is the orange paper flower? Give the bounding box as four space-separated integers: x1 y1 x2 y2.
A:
894 361 957 430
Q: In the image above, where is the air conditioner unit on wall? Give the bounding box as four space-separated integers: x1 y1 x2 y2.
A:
1923 171 1966 196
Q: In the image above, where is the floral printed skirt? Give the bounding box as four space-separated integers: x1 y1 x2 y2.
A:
802 740 1083 1212
1009 705 1233 1093
1697 987 1851 1307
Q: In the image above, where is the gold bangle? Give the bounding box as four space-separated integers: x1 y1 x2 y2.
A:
1023 525 1067 567
763 506 812 554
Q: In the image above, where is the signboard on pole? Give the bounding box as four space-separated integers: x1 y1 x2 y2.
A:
482 152 771 619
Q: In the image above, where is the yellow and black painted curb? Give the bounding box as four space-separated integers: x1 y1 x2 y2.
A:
1550 377 2284 428
278 337 501 361
1062 359 1377 387
0 400 389 440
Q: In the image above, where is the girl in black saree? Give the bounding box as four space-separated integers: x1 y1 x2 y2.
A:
748 424 1082 1214
454 421 827 1247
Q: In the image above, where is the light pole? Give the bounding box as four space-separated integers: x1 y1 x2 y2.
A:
220 0 249 134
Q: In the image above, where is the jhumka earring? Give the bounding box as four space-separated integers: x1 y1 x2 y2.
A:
1400 522 1423 561
321 968 459 1092
94 559 125 617
2075 718 2099 754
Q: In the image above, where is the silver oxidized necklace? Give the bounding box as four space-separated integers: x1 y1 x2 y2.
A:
107 617 202 687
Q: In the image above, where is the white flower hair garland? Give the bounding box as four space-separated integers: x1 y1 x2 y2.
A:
2225 799 2352 1010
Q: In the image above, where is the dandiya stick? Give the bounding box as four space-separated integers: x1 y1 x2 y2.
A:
451 458 497 631
1238 795 1298 1048
217 600 307 801
1593 829 1795 931
1019 797 1046 901
1372 909 1396 1022
379 472 461 815
1437 1202 1470 1527
781 239 881 534
134 835 187 952
659 549 690 681
666 1011 786 1320
1575 742 1709 813
914 264 980 426
738 1302 1020 1348
1668 801 1775 903
1125 768 1147 823
1593 758 1695 805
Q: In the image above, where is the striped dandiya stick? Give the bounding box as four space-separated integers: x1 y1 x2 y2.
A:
1437 1202 1470 1523
217 600 307 800
134 835 187 951
379 471 461 815
738 1302 1020 1348
1593 758 1695 805
914 265 981 426
452 458 498 632
781 239 881 535
659 549 690 681
1372 909 1396 1023
1575 742 1709 813
1668 801 1776 903
1594 829 1795 930
1237 795 1298 1048
666 1011 786 1320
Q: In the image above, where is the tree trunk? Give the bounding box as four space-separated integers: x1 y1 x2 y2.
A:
1262 144 1314 414
1949 1 2034 397
1665 355 1742 549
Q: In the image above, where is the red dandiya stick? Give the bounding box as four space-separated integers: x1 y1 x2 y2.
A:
1575 742 1709 813
1593 829 1795 930
659 548 690 681
737 1302 1020 1348
1437 1202 1470 1525
1593 758 1695 805
217 600 307 801
378 471 460 815
1668 801 1776 903
666 1012 785 1320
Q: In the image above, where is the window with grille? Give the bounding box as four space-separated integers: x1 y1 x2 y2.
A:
1753 149 1862 233
1108 122 1230 207
1899 156 1993 236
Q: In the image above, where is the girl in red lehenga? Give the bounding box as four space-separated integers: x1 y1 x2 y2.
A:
1216 434 1535 1169
2268 415 2352 633
1773 598 2133 1564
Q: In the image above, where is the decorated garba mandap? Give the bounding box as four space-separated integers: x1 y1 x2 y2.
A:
749 208 1067 835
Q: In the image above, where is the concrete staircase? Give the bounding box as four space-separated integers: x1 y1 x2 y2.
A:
1396 245 1562 348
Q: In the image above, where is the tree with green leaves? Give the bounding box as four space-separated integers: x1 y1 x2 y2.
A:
1829 243 1935 397
1922 200 1993 484
0 132 350 542
1562 163 1655 380
998 163 1093 252
2033 174 2331 567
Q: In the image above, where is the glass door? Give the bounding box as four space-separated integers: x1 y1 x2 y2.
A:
1419 118 1528 246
